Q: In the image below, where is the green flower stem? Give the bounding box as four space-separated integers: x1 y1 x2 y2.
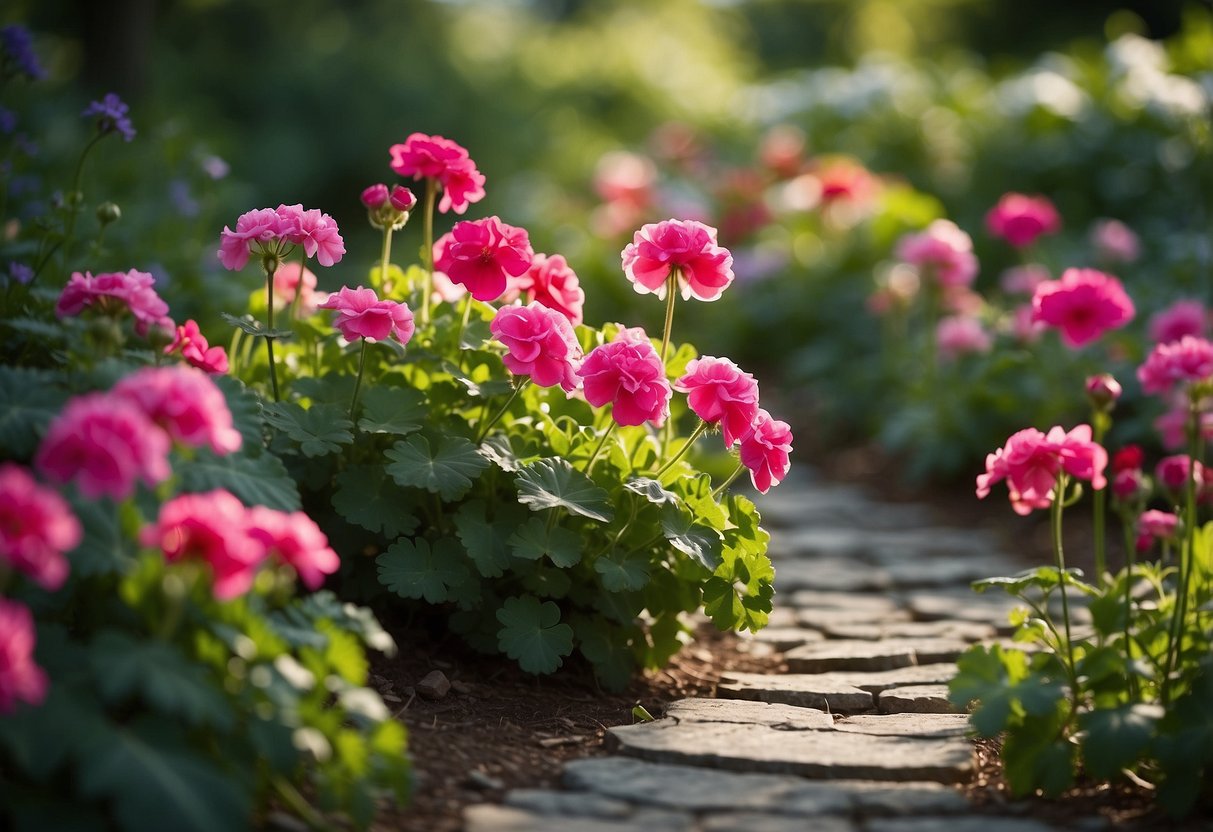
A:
582 420 618 475
270 775 327 831
419 178 437 326
659 269 679 364
377 225 394 295
1092 411 1110 586
455 292 474 349
24 132 106 291
264 262 281 402
477 377 530 442
349 339 369 422
1051 474 1079 694
711 462 746 499
1163 398 1203 704
1121 517 1139 699
653 419 709 481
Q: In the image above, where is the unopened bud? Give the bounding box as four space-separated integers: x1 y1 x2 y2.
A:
96 201 121 226
389 185 416 212
360 183 389 210
1085 373 1121 412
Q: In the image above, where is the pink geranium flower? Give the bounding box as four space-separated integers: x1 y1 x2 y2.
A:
388 133 486 215
985 193 1061 248
895 220 979 288
56 269 172 337
1031 268 1135 348
1137 335 1213 396
1155 454 1204 494
621 219 734 302
318 286 415 344
247 507 340 590
936 316 993 362
434 217 534 302
1148 300 1206 345
0 463 80 591
35 392 171 500
1091 219 1140 264
513 253 586 327
578 334 672 427
218 207 285 271
0 599 47 714
739 409 793 494
1084 373 1122 410
674 356 760 447
1000 264 1051 296
273 262 320 318
1136 509 1180 552
165 319 229 375
490 303 583 392
977 425 1108 515
142 490 266 601
112 366 242 456
275 204 345 267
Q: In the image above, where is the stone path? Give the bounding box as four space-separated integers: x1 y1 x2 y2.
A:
462 469 1079 832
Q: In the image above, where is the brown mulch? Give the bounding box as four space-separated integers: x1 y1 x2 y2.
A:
368 619 782 832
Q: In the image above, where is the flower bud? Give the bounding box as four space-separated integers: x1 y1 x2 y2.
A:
1085 373 1121 412
389 185 416 212
96 201 121 226
360 183 389 209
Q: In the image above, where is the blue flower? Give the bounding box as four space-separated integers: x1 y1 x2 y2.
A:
82 93 136 142
0 25 46 81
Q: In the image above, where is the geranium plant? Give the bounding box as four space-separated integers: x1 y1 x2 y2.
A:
217 134 783 690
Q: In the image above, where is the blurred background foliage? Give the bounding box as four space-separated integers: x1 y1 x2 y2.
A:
6 0 1213 481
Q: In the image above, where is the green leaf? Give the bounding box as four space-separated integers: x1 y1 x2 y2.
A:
703 544 775 632
632 705 655 722
66 494 136 576
515 458 614 523
177 450 301 511
0 366 67 458
212 375 264 452
357 385 427 435
262 401 353 457
594 552 650 592
496 595 574 675
89 632 234 731
624 477 681 506
377 537 469 603
661 505 723 571
508 516 584 568
1078 704 1163 780
385 434 489 500
948 644 1065 737
478 434 525 472
331 466 420 538
78 717 252 832
220 312 293 340
456 500 524 577
1002 720 1076 798
673 473 728 530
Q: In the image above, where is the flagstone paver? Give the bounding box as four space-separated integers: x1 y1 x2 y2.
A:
459 469 1100 831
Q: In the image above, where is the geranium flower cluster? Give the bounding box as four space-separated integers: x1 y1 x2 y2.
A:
1031 268 1135 348
36 365 241 500
895 219 979 288
389 133 485 215
142 490 339 600
977 424 1108 515
622 219 734 301
56 269 172 337
986 192 1061 248
319 286 415 344
434 216 534 302
361 183 416 230
218 203 346 271
165 319 229 374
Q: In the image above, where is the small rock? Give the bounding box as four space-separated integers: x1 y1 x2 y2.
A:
467 769 505 791
417 670 451 700
451 679 475 695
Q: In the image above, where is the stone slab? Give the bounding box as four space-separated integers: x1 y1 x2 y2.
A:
883 555 1021 589
878 685 962 715
823 663 959 693
903 590 1021 632
562 758 970 816
787 590 902 613
701 813 855 832
821 620 996 642
779 527 1003 562
834 714 970 738
504 789 634 819
757 484 934 531
797 607 913 628
743 626 826 650
718 672 874 712
664 697 835 730
773 558 893 592
464 804 692 832
606 721 973 783
785 639 968 673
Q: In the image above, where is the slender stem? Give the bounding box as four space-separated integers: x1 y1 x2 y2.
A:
583 421 618 475
349 339 368 421
264 261 281 402
1163 398 1203 704
1122 518 1139 700
659 269 678 364
52 131 106 285
270 775 328 832
1092 412 1109 587
711 462 746 498
922 279 939 398
456 292 474 349
653 420 709 480
420 178 437 326
477 378 529 442
378 225 395 295
1051 475 1078 693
